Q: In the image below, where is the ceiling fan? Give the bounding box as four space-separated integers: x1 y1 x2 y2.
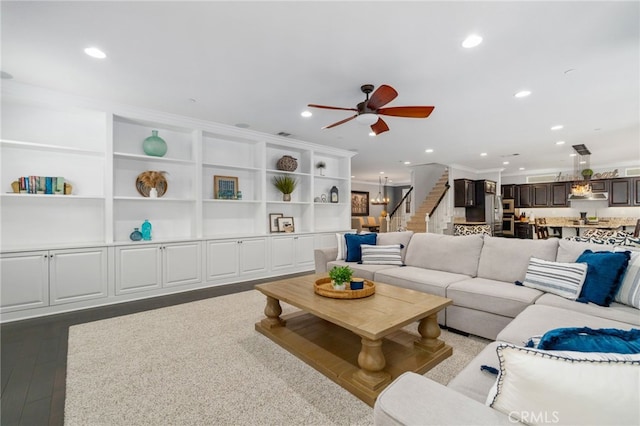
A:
308 84 434 135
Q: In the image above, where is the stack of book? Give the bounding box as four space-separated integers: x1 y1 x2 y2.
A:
18 176 66 194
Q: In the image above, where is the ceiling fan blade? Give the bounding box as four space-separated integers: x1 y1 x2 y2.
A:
308 104 358 112
367 85 398 110
371 118 390 135
322 114 357 129
377 106 435 118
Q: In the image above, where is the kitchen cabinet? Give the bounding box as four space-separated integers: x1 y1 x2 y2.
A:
115 241 201 295
477 180 496 194
514 222 533 239
1 247 108 312
609 178 631 206
501 184 516 200
205 237 267 282
454 179 476 207
270 235 315 271
516 185 532 208
550 183 569 207
633 177 640 206
532 184 549 207
590 180 609 193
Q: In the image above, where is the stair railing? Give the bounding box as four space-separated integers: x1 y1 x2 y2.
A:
388 186 414 232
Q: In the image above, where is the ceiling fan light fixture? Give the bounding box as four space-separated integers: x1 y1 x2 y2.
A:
356 113 379 126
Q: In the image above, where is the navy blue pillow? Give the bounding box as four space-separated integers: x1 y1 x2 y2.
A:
532 327 640 354
576 250 630 307
344 233 377 262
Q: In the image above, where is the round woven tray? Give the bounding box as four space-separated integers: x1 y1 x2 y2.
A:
314 277 375 299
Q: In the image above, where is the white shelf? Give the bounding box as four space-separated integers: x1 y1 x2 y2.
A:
113 196 196 202
1 193 104 200
314 174 349 181
1 139 104 156
202 162 262 172
203 199 261 204
114 152 195 165
266 168 311 177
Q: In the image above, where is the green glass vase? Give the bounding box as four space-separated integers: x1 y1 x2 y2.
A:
143 130 167 157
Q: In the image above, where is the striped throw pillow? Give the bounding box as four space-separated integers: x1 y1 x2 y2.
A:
613 248 640 308
360 244 403 266
522 257 588 300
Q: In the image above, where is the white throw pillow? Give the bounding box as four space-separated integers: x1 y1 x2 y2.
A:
613 247 640 308
360 244 403 265
335 232 353 261
486 344 640 426
522 257 588 300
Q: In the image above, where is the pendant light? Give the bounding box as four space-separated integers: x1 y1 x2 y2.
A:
371 176 389 205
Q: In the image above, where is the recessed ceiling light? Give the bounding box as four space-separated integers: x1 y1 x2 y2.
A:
84 47 106 59
188 98 197 103
503 161 510 165
425 149 434 153
519 167 525 170
480 153 488 157
551 125 564 130
556 141 565 145
369 132 376 137
300 110 312 118
462 34 483 48
351 175 355 178
404 161 411 165
514 90 531 98
569 153 577 157
379 171 385 174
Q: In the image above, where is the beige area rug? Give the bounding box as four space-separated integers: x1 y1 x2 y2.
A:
65 290 489 425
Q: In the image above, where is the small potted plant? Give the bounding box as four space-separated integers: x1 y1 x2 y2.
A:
581 168 594 180
272 175 298 202
328 265 353 291
316 161 326 176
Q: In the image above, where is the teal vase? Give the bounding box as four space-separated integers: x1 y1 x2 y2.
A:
141 220 152 241
143 130 167 157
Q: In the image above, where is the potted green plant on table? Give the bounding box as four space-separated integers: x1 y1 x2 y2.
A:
328 265 353 291
272 175 298 201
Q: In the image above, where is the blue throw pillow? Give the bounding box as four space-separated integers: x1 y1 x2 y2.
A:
344 233 377 262
531 327 640 354
576 250 630 306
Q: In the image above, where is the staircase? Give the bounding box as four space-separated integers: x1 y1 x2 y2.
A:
406 170 450 233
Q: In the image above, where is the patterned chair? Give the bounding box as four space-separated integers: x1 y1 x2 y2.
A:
564 228 639 247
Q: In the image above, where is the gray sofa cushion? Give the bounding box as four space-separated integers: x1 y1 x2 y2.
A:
405 233 484 277
374 266 468 297
326 260 398 281
556 238 614 262
535 293 640 326
496 304 638 346
377 231 414 262
374 372 512 426
446 277 543 318
448 341 503 404
477 236 558 283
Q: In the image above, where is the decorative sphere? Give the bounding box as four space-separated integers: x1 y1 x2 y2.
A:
143 130 167 157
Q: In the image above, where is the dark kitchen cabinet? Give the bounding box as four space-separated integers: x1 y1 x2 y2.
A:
501 184 516 199
516 185 532 208
634 178 640 206
514 222 533 239
609 178 631 206
454 179 476 207
550 182 569 207
532 184 549 207
481 180 496 194
590 180 609 193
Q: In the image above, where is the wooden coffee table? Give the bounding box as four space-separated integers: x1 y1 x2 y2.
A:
254 273 453 406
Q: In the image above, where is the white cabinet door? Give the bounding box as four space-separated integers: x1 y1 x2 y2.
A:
239 238 267 275
115 245 162 294
163 241 202 287
49 247 108 305
206 240 239 280
294 235 315 267
0 251 49 312
270 236 295 271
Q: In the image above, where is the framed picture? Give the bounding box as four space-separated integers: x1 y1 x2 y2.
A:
351 191 369 216
277 216 295 233
269 213 283 233
214 175 238 199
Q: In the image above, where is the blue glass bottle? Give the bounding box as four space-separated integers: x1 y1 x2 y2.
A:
129 228 143 241
141 219 152 241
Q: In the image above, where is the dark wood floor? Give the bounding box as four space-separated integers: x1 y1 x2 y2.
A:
0 275 301 426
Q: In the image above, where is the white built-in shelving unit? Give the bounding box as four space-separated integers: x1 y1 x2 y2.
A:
0 82 353 322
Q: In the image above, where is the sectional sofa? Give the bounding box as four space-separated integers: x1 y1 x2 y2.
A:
314 231 640 425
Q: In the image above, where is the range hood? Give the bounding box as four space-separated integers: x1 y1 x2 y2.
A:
568 192 608 201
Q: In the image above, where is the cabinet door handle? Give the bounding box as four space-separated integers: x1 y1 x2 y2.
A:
44 254 48 259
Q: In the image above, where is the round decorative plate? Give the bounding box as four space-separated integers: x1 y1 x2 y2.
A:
314 277 375 299
135 171 167 197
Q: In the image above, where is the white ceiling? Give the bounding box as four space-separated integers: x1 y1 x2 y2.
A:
2 1 639 184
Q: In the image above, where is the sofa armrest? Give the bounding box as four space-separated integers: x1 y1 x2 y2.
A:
314 247 338 273
374 372 513 426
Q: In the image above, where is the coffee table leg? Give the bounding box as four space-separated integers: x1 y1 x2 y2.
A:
354 337 391 390
415 313 445 353
260 296 286 329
